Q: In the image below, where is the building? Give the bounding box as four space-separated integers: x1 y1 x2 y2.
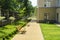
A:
37 0 60 23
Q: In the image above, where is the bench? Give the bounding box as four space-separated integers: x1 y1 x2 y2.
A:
16 25 26 34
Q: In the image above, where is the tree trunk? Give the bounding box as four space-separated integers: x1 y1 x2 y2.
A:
0 7 1 17
6 10 9 20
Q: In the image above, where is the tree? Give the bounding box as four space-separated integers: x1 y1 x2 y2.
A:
27 1 34 16
0 0 34 19
20 0 34 17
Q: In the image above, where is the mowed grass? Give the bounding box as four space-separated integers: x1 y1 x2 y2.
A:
40 23 60 40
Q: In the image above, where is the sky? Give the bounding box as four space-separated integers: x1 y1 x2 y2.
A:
29 0 37 6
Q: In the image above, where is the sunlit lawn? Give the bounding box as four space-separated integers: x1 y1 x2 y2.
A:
40 23 60 40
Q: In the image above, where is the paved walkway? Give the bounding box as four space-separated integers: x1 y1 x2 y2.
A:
11 19 44 40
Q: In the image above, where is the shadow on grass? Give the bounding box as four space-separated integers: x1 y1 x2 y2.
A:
0 31 6 34
40 22 56 25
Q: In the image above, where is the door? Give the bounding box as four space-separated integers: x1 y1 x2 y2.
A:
57 13 59 22
44 13 48 22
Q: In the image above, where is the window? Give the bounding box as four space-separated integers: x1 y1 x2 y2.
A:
58 0 60 7
45 0 52 2
44 4 46 7
57 13 59 21
44 2 51 7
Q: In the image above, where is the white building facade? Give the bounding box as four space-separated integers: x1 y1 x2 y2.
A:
37 0 60 23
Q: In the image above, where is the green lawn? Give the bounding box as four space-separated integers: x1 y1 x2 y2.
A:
40 23 60 40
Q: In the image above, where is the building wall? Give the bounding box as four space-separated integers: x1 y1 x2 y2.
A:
56 8 60 23
37 0 44 7
37 7 56 22
56 0 60 7
37 0 58 7
37 0 60 23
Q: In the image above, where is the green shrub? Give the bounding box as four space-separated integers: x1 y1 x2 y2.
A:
0 25 17 40
0 19 28 40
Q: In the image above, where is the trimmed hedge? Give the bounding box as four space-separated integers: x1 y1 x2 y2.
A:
0 19 30 40
0 25 17 40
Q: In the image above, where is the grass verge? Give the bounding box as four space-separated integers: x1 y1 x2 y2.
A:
40 23 60 40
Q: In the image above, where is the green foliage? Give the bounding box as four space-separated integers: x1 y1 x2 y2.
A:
15 20 27 27
18 7 26 18
0 19 28 40
0 25 17 40
9 17 15 24
0 16 5 21
0 0 32 39
18 0 34 18
9 17 15 21
0 0 34 19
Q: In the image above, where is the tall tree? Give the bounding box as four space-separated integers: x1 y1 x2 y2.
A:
0 0 34 19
